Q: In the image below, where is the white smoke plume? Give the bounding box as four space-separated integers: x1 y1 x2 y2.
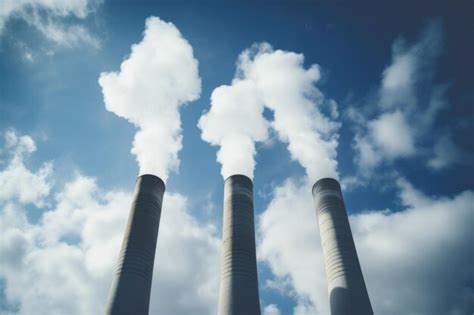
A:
198 80 268 179
239 43 340 182
99 16 201 182
199 43 339 182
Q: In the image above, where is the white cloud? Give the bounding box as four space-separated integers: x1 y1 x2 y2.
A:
353 135 381 173
428 133 460 170
293 303 319 315
352 20 451 175
0 0 100 48
199 43 339 182
0 0 90 26
263 304 281 315
352 179 474 315
0 131 220 315
258 176 474 315
379 46 417 111
23 51 34 62
0 130 52 206
258 178 327 314
150 193 220 314
368 110 415 158
380 20 442 111
99 16 201 182
34 22 100 49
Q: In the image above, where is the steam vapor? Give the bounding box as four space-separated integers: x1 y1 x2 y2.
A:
199 43 339 182
99 16 201 182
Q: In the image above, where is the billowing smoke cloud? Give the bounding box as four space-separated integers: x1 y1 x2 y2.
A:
239 43 340 182
198 80 268 179
199 43 339 182
99 16 201 182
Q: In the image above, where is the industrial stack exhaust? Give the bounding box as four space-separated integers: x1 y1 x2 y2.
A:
312 178 373 315
217 174 261 315
105 174 165 315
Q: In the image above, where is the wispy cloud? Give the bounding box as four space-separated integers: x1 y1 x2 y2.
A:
348 20 458 179
0 0 101 49
263 304 282 315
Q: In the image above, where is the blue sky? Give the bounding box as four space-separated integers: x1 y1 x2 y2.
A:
0 1 473 314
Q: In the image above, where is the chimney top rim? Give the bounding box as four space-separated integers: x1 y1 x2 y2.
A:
136 174 166 189
312 177 340 194
224 174 253 184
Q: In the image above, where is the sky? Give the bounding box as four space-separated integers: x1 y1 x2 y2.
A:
0 1 473 314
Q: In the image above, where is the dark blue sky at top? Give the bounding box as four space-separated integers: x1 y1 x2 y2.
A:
0 1 473 312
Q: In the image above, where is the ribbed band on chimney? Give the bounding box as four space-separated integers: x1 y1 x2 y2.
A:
217 174 260 315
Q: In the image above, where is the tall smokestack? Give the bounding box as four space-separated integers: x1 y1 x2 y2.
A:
217 175 260 315
105 174 165 315
312 178 373 315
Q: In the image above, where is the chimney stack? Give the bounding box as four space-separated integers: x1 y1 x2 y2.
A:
312 178 373 315
105 174 165 315
217 174 261 315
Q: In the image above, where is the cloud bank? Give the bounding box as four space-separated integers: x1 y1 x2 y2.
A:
99 16 201 182
258 177 474 315
0 130 220 315
199 43 339 182
0 130 52 206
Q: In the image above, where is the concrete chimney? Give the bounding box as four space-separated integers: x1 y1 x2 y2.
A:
105 174 165 315
312 178 373 315
217 174 260 315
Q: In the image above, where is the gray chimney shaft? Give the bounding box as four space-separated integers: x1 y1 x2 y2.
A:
312 178 373 315
217 174 261 315
105 174 165 315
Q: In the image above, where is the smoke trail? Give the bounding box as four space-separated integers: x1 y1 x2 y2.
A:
99 16 201 182
198 78 268 179
239 43 340 182
199 43 339 182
